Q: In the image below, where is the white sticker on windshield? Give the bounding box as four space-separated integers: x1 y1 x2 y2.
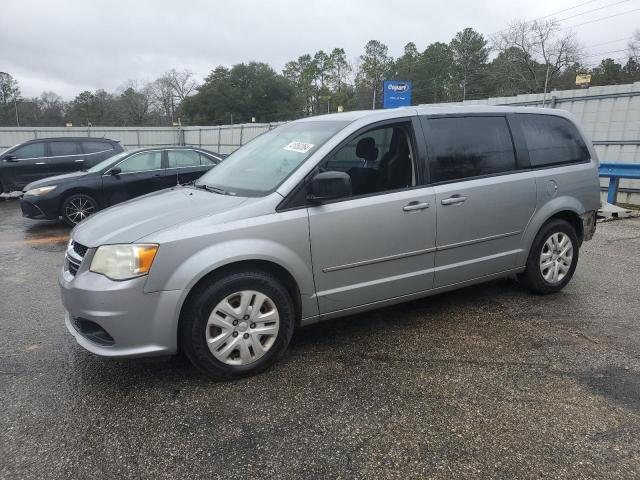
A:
284 141 314 154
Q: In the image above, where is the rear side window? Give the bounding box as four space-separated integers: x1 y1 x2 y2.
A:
199 153 218 165
426 116 516 183
168 150 201 168
518 114 589 167
81 141 113 154
11 142 45 159
118 151 162 173
49 141 80 156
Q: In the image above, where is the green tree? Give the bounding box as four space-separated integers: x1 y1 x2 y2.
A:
183 62 299 124
392 42 421 85
69 90 95 126
327 48 352 92
450 28 488 100
357 40 393 109
590 58 625 86
415 42 455 103
622 58 640 83
283 54 318 115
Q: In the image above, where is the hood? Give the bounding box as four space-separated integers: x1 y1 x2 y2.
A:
24 171 93 191
72 186 249 247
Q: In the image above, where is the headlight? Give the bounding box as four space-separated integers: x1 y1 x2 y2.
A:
90 244 159 280
24 185 56 196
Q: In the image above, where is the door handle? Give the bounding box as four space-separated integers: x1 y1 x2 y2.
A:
403 201 430 212
441 195 467 206
74 159 85 163
35 162 46 165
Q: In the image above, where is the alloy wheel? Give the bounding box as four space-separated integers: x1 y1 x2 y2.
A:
539 232 574 284
65 197 96 224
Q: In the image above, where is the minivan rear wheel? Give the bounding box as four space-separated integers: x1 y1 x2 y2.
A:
180 270 296 380
520 219 579 294
61 193 98 226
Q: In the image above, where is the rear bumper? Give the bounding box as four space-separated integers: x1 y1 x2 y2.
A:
581 210 597 242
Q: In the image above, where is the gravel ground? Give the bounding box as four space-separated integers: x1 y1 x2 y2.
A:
1 199 639 479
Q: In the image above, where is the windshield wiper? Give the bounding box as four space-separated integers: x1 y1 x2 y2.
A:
193 183 228 195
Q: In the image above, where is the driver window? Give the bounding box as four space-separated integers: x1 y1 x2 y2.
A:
324 124 416 196
118 151 162 173
12 142 45 159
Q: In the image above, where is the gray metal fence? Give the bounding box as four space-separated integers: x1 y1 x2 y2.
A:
2 81 639 192
0 123 284 155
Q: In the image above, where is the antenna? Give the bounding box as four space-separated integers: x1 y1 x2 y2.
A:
175 152 180 186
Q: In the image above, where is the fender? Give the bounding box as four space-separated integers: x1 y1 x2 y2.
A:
151 237 318 324
518 195 586 266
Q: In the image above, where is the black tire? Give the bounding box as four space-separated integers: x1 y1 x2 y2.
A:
180 270 296 380
61 193 99 226
520 219 579 294
0 176 8 195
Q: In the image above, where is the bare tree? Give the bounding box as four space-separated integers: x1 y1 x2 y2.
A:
151 74 176 123
149 69 197 124
166 69 197 102
39 91 65 124
629 30 640 63
493 19 582 103
0 72 21 125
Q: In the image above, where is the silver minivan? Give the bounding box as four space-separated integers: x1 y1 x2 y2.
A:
60 106 599 379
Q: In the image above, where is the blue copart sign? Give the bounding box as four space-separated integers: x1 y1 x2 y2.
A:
383 81 412 108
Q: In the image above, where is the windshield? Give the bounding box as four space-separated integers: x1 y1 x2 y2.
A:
195 120 348 196
1 144 18 156
86 151 130 172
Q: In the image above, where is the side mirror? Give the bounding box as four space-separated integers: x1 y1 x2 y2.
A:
308 171 352 203
109 167 122 176
4 154 18 162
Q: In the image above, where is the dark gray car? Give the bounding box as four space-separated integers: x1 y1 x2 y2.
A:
0 137 123 192
59 106 600 380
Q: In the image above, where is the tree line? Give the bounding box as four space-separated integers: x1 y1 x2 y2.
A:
1 22 639 127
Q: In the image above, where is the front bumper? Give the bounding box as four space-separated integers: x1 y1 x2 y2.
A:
59 253 182 358
20 195 58 220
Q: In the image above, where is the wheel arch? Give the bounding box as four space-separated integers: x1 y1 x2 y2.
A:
546 210 584 244
176 259 304 342
520 197 587 265
58 187 102 212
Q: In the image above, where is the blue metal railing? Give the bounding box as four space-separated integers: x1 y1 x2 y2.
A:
599 162 640 203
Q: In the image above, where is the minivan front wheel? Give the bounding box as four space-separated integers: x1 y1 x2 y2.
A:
181 270 296 380
521 219 579 294
61 193 98 226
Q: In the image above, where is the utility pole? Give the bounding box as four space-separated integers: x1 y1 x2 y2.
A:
14 95 19 126
542 63 551 108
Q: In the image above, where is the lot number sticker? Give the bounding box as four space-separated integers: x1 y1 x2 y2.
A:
284 142 314 154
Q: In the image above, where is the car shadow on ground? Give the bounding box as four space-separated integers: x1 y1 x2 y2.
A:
66 277 523 387
22 219 69 238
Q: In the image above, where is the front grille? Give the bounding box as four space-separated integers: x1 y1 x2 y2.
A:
65 240 87 278
73 242 88 257
67 256 80 276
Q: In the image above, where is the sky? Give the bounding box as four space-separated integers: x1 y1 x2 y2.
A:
1 0 639 99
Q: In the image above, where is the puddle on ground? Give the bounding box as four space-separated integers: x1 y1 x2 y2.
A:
576 366 640 411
